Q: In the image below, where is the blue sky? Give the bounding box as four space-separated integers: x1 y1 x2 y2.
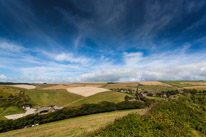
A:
0 0 206 83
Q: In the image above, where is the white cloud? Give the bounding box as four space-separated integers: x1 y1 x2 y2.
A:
0 40 25 53
0 75 7 80
54 53 90 64
1 39 206 83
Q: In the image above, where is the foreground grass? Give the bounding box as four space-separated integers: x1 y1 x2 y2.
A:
25 89 83 107
68 91 127 107
90 94 206 137
0 107 25 120
0 109 148 137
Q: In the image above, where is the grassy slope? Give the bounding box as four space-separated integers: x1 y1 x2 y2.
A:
25 89 83 107
0 109 148 137
68 91 127 107
102 82 138 90
90 94 206 137
0 86 20 97
34 84 58 90
0 107 25 120
184 86 206 91
138 85 177 94
146 96 164 101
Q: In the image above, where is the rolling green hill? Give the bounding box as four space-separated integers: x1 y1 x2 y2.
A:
0 86 20 97
25 89 83 107
67 91 128 107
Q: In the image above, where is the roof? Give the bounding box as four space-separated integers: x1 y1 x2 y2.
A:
53 106 63 110
38 107 49 112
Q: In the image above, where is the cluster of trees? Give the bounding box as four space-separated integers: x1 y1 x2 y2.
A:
90 94 206 137
0 82 31 85
156 90 179 97
184 89 206 95
0 99 155 133
0 91 31 107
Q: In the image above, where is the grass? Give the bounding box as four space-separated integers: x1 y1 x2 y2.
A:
102 82 138 90
161 81 206 88
34 84 58 90
0 86 20 97
146 96 164 101
0 109 148 137
25 89 83 107
138 85 177 94
0 107 25 120
184 86 206 91
89 94 206 137
67 91 127 107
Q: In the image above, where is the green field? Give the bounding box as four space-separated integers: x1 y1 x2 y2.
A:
146 96 164 101
0 86 20 97
0 107 25 120
0 109 148 137
161 81 206 87
66 91 127 107
138 85 177 93
34 84 58 90
102 82 138 90
25 89 83 107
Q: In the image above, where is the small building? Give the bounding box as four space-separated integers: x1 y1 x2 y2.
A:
53 106 63 110
22 105 31 110
38 106 63 114
38 107 50 114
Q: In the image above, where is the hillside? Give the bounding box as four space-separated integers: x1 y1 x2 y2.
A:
67 91 128 107
90 94 206 137
25 89 83 107
0 109 148 137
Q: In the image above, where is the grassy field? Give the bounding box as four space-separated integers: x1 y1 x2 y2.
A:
0 86 20 97
146 96 164 101
102 82 138 90
184 86 206 91
138 85 177 94
25 89 83 107
66 91 127 107
161 81 206 88
34 84 57 90
0 107 25 120
0 109 148 137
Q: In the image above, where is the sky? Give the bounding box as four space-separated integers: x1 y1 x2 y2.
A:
0 0 206 83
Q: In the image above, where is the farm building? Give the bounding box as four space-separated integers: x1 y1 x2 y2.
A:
38 106 63 114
